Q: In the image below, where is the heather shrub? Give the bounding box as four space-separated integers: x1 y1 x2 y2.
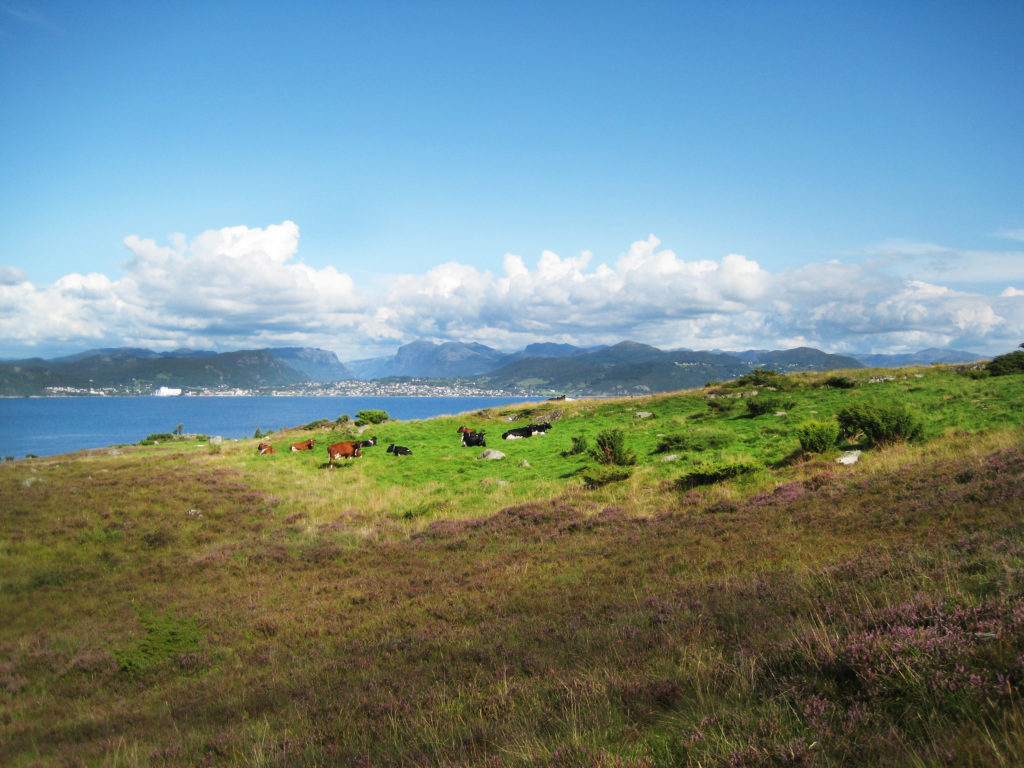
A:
675 458 761 489
589 428 637 466
795 420 840 454
837 402 924 445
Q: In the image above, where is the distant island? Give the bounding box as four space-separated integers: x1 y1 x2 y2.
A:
0 340 988 398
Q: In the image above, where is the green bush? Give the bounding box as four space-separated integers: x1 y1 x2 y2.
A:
795 420 840 453
655 430 730 453
138 432 176 445
562 435 589 457
675 458 761 490
114 607 202 674
355 409 390 426
836 402 924 445
581 466 633 488
588 428 637 466
706 397 737 414
987 350 1024 376
745 395 796 417
823 375 857 389
733 368 793 389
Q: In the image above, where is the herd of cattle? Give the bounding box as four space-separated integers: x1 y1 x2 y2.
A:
255 422 553 467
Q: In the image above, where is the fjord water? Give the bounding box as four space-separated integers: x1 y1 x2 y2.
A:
0 396 535 459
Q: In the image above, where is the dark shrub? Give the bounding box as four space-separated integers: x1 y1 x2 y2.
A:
733 368 792 389
355 409 389 426
655 430 730 453
823 375 857 389
562 435 589 457
675 458 761 490
987 350 1024 376
745 395 796 417
582 466 633 488
706 397 736 414
795 420 840 453
588 429 637 466
836 402 924 445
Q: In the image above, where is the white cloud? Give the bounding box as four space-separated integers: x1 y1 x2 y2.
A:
864 239 1024 285
1 224 1023 360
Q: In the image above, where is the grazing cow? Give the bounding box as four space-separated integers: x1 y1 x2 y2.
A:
502 426 534 440
359 437 377 448
257 442 275 455
461 430 486 447
327 440 362 466
290 439 315 452
386 444 412 456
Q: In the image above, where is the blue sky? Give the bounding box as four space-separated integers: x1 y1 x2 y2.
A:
1 0 1022 362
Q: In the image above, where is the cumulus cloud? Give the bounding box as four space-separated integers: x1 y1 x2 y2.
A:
1 223 1022 360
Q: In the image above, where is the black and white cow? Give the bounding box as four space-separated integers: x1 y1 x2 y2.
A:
502 426 534 440
386 443 412 456
461 430 486 447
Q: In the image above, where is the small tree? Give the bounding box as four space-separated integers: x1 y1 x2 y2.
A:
588 428 637 466
253 427 263 439
173 423 184 436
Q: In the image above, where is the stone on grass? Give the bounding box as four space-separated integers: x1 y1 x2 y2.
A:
477 449 506 461
836 450 862 466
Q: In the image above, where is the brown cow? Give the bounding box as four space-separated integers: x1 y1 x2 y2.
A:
327 441 362 467
290 439 315 452
257 442 275 455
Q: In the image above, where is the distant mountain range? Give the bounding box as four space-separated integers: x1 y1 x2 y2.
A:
0 341 988 397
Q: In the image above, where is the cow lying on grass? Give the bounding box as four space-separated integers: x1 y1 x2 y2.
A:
386 444 412 456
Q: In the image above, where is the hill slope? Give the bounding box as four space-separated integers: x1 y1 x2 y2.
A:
2 364 1023 766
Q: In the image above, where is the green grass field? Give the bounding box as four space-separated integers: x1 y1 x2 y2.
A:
2 364 1023 766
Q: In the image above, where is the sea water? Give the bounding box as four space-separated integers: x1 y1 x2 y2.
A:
0 396 535 459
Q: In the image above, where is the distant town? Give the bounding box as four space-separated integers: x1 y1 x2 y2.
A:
39 379 543 398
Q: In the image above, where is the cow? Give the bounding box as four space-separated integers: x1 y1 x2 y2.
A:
530 422 552 435
290 439 315 452
327 440 362 466
386 444 412 456
461 430 486 447
456 426 476 435
502 426 534 440
359 437 377 448
257 442 275 455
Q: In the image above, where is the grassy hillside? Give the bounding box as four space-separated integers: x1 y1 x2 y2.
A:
2 364 1023 766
